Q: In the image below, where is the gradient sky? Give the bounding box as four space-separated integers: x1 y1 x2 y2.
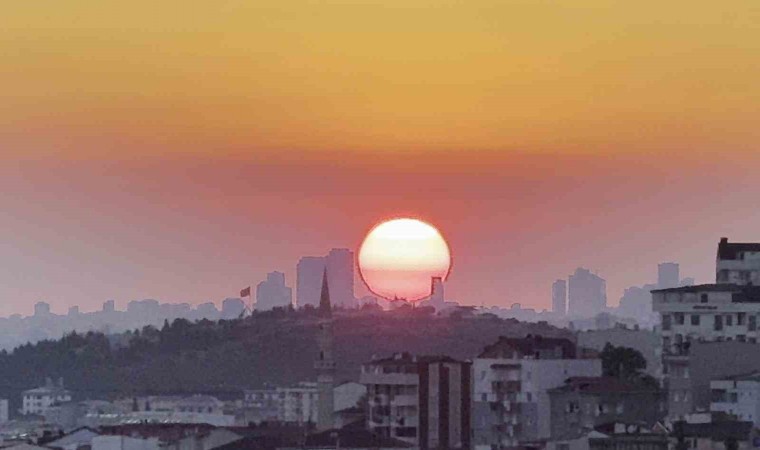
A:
1 1 759 315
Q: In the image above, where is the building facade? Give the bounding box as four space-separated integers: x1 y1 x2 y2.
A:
652 284 760 418
472 336 602 449
710 371 760 426
361 353 471 450
549 377 665 440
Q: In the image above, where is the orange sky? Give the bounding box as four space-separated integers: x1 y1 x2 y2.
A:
1 1 759 315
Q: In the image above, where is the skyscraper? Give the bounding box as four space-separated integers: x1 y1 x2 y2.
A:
568 268 606 317
315 270 335 431
552 279 567 315
255 271 293 311
658 262 680 289
297 248 356 309
326 248 355 308
297 256 326 308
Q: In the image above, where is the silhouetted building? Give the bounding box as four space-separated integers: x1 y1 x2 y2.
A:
568 268 607 317
102 300 115 313
221 298 245 319
716 237 760 285
552 279 567 316
326 248 356 308
297 256 326 308
255 271 292 311
34 302 51 317
68 306 80 316
361 353 471 450
658 262 680 289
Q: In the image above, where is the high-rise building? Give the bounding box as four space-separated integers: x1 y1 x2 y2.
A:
552 279 567 315
102 300 115 313
298 249 356 309
255 271 293 311
361 352 471 449
326 248 356 308
297 256 326 308
658 262 680 289
315 271 335 431
568 268 607 317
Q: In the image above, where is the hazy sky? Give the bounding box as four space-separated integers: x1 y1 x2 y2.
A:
1 1 759 315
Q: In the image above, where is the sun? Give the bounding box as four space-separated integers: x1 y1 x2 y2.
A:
358 218 452 302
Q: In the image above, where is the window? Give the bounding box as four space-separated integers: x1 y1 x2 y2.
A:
482 394 487 402
750 315 757 331
731 392 738 403
738 335 747 343
701 294 709 303
727 314 734 326
675 313 685 325
739 313 747 326
715 315 723 331
691 315 700 326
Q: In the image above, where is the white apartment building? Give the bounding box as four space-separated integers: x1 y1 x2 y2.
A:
710 371 760 425
652 238 760 420
652 284 760 418
22 379 72 415
472 336 602 449
244 382 319 425
278 382 319 424
360 353 471 449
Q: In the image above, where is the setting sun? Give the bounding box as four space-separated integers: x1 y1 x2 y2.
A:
358 218 452 302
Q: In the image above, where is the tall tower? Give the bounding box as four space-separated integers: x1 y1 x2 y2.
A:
315 270 335 431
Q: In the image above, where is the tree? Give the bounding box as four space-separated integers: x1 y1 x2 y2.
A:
600 343 647 380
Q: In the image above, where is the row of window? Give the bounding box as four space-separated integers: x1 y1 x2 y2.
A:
662 313 758 331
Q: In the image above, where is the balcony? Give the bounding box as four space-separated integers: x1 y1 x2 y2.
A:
493 381 521 394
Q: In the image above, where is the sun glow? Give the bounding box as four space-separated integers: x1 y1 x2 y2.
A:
358 218 452 302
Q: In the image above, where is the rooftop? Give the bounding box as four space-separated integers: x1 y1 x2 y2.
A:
478 335 576 359
550 377 660 394
651 284 760 302
714 370 760 383
718 238 760 260
366 352 463 367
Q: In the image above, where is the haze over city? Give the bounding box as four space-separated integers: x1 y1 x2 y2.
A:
3 1 760 316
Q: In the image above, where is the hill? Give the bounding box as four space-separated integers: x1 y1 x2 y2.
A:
0 307 571 415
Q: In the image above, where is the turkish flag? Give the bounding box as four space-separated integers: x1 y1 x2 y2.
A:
240 286 251 297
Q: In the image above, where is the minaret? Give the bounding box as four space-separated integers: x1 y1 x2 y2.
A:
315 269 335 431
